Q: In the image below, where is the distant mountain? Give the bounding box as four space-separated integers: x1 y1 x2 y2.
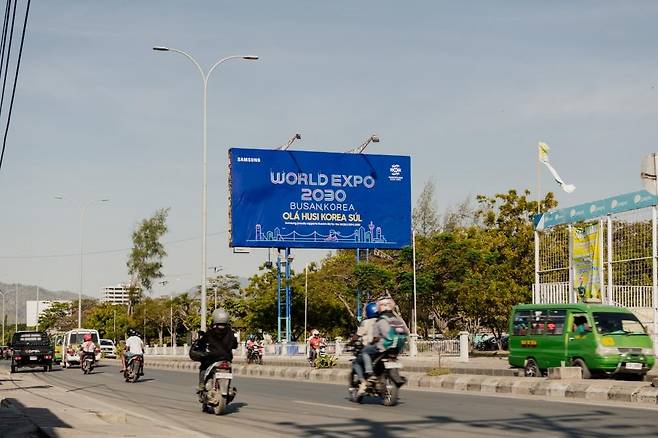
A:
0 282 85 325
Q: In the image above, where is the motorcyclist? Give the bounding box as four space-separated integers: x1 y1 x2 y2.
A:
361 297 409 385
191 308 238 395
79 333 96 363
120 328 144 375
307 329 321 362
246 334 260 360
352 302 379 395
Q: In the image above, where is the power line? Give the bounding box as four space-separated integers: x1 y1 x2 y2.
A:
0 230 229 260
0 1 12 82
0 0 30 173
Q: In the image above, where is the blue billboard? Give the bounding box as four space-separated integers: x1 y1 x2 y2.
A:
229 148 411 249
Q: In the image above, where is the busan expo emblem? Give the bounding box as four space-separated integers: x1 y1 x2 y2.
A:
389 164 403 181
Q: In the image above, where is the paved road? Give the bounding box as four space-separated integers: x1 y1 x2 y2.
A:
3 362 658 437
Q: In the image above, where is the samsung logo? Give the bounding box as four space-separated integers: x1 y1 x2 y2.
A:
237 157 261 163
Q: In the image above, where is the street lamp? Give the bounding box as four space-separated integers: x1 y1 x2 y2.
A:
0 288 6 344
54 195 110 328
207 266 223 310
277 133 301 151
154 45 259 331
348 134 380 154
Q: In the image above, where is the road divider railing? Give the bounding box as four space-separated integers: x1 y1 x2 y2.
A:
143 336 466 360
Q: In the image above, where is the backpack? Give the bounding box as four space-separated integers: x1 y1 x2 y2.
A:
189 335 207 362
380 314 409 351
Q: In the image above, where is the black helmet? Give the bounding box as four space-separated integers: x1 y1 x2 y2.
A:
127 328 136 337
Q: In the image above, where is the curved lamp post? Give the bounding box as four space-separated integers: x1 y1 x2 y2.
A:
153 46 258 331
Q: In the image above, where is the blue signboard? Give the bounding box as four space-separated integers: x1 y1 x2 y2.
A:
534 190 658 230
229 148 412 249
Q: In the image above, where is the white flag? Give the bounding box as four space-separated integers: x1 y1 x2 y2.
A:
538 142 575 193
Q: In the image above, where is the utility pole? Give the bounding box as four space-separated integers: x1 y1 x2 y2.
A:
36 286 39 331
15 284 18 333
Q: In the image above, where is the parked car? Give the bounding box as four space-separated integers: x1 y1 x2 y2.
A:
61 329 101 368
509 303 655 379
9 331 53 373
99 339 117 358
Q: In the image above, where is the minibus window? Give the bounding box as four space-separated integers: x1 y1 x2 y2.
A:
512 311 531 335
545 310 566 335
530 310 546 335
593 312 646 335
572 314 591 333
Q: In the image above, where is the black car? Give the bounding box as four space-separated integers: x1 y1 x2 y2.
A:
10 331 54 373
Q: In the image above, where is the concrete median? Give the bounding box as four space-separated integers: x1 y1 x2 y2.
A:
141 356 658 407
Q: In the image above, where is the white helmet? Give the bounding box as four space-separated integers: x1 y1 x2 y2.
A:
212 308 229 325
311 329 319 336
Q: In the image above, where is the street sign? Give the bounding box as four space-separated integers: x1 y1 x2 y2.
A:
641 153 658 196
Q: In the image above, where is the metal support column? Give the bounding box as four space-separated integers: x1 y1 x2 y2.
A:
285 248 292 343
598 218 605 303
356 249 361 322
607 215 613 305
534 231 540 304
651 205 658 352
276 252 282 342
568 224 574 303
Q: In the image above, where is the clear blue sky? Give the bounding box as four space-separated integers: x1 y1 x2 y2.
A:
1 1 658 297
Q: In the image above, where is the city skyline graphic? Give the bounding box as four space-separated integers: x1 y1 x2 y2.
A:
248 220 395 245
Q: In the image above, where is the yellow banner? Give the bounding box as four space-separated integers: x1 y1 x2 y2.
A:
572 224 602 302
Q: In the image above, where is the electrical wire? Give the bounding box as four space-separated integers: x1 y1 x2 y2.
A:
0 0 16 133
0 0 11 82
0 230 229 260
0 0 29 172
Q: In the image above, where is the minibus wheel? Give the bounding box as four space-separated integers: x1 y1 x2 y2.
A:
572 358 591 379
524 358 540 377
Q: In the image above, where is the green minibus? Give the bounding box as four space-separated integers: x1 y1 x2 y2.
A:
509 303 655 379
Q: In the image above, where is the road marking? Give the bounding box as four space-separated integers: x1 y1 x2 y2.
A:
293 400 360 411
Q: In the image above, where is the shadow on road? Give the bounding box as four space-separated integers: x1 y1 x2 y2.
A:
0 398 72 431
133 378 155 383
277 409 658 437
0 384 52 391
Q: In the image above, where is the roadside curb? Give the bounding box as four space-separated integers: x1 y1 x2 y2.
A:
139 355 520 376
143 358 658 407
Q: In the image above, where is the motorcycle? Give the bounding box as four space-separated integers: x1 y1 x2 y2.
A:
124 354 143 383
246 343 263 365
200 360 237 415
81 352 95 374
348 347 407 406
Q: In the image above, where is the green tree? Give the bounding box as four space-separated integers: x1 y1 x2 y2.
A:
412 180 440 237
470 189 558 346
84 303 129 342
38 302 72 332
126 208 170 314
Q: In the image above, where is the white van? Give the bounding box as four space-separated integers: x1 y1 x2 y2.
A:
61 329 101 368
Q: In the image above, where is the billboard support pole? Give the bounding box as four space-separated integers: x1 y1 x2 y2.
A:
277 252 282 343
356 249 361 322
285 248 292 343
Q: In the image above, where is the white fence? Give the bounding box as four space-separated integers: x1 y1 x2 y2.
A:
411 340 460 356
534 282 654 309
533 282 570 304
610 285 653 308
144 339 462 358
